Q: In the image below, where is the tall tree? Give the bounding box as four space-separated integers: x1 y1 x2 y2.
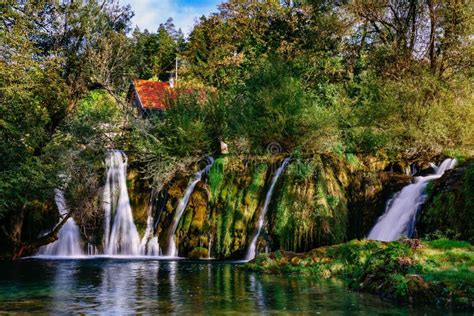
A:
0 0 133 257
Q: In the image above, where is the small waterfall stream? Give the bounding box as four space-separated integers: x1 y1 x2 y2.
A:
38 189 84 256
244 158 290 261
368 158 457 241
103 151 141 255
139 191 160 256
165 158 214 257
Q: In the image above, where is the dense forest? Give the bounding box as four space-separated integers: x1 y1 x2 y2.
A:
1 0 473 256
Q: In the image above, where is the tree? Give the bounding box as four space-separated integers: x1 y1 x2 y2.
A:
131 18 181 81
0 0 134 257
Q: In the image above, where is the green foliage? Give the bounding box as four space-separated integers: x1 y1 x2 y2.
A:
150 93 213 157
229 59 340 153
0 1 134 253
65 90 121 144
131 18 184 80
132 0 472 194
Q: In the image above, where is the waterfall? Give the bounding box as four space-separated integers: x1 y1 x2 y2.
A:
38 189 84 256
147 237 160 256
165 157 214 257
87 244 99 256
103 150 141 255
139 191 160 256
245 158 290 261
208 235 213 259
368 158 457 242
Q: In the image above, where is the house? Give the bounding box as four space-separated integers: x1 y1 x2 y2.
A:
128 79 213 117
128 79 174 117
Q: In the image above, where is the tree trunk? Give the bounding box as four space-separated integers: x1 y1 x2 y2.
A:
8 206 26 259
12 212 72 260
427 0 437 73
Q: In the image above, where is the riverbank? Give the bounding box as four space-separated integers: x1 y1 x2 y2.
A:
243 239 474 310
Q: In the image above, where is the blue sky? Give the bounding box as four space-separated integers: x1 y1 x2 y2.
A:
121 0 222 34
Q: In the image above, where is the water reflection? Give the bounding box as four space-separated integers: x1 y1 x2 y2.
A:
0 260 460 315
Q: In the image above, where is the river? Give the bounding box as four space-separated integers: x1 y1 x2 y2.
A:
0 259 464 314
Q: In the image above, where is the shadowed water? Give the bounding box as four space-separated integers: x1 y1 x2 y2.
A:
0 260 463 314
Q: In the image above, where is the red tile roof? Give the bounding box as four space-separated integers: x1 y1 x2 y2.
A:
133 80 172 110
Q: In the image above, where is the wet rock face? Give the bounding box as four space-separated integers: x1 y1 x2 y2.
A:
267 156 350 253
143 155 414 258
417 159 474 242
347 172 411 239
127 168 151 234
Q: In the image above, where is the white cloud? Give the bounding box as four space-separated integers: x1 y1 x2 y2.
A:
121 0 219 35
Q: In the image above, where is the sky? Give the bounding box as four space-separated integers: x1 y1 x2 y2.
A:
121 0 222 35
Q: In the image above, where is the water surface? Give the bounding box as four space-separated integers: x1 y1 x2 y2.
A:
0 259 464 314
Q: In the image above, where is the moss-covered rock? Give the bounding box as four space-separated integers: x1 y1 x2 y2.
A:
188 246 209 259
417 159 474 242
243 239 474 310
127 168 151 235
347 171 411 239
269 155 349 252
152 154 415 259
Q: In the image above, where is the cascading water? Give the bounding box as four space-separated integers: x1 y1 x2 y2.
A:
165 157 214 257
139 191 160 256
368 158 457 242
37 189 84 256
244 158 290 261
88 244 99 256
103 151 141 255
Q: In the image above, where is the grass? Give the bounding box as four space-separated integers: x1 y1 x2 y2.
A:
243 238 474 309
425 238 472 249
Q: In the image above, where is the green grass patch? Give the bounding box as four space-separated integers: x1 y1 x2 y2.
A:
243 239 474 310
425 238 472 250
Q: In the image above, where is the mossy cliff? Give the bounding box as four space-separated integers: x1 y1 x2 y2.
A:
267 156 349 252
147 154 412 259
417 159 474 242
155 157 270 258
243 239 474 310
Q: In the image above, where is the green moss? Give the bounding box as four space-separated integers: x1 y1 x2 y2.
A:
345 153 363 170
211 158 269 258
208 157 226 203
271 156 348 252
188 247 209 259
180 207 194 233
243 239 474 309
419 160 474 242
388 274 409 298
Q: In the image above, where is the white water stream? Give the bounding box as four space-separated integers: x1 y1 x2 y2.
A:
244 158 290 261
139 191 161 255
165 158 214 257
103 151 141 255
368 158 456 241
37 189 84 256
